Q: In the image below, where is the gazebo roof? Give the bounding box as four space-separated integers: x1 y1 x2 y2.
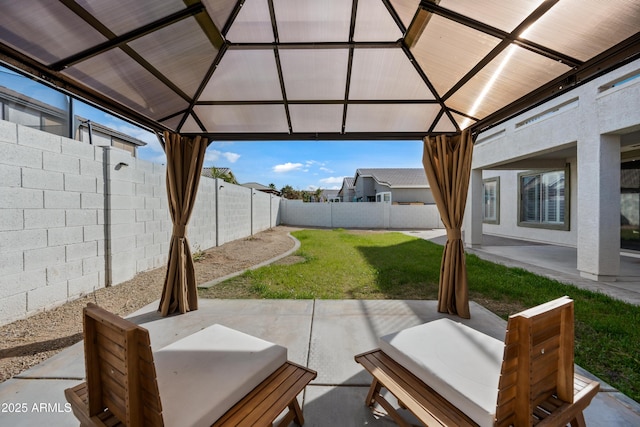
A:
1 0 638 141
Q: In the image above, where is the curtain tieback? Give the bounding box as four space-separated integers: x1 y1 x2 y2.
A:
446 228 461 240
173 224 187 238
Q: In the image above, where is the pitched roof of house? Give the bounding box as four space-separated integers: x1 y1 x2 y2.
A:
241 182 281 195
355 168 429 188
342 177 355 189
241 182 270 190
321 189 339 197
338 177 355 196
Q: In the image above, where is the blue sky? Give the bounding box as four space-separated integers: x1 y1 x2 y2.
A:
134 129 424 190
190 140 423 191
2 66 424 191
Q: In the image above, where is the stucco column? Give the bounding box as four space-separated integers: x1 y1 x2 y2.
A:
464 168 484 248
576 133 620 280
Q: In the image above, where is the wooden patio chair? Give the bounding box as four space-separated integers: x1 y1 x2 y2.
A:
355 296 600 426
64 303 316 427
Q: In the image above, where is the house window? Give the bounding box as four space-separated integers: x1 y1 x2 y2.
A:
483 177 499 224
376 192 391 203
518 168 569 230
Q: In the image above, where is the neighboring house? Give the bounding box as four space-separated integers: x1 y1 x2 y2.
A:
310 189 339 202
338 177 356 202
76 117 147 157
466 58 640 282
242 182 281 196
0 85 68 137
1 87 146 156
322 189 340 202
202 167 237 184
352 168 433 204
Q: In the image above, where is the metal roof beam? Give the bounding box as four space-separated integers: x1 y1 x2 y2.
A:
0 50 168 134
439 0 572 101
185 132 439 141
471 32 640 135
342 0 359 134
381 0 408 35
268 0 292 133
51 2 208 71
195 99 440 106
404 0 439 48
227 41 401 50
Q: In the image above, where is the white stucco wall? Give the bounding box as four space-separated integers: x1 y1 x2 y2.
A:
469 58 640 279
480 161 577 247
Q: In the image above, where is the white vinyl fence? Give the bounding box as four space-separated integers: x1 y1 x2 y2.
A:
280 199 442 229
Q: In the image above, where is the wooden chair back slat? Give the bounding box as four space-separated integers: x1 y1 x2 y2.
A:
496 296 574 426
83 303 163 427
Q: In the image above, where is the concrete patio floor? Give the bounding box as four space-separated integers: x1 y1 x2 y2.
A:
1 298 639 426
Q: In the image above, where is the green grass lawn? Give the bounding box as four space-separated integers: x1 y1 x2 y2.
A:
199 228 640 403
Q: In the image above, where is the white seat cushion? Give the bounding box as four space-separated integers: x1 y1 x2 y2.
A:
379 318 503 427
154 324 287 427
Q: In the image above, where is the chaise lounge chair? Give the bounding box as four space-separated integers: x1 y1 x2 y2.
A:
355 296 599 426
64 303 316 426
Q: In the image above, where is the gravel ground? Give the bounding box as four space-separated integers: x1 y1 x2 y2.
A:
0 226 297 383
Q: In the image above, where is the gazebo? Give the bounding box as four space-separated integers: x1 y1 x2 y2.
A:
2 0 638 318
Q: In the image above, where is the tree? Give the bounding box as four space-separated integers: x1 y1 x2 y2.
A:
207 167 238 184
314 188 323 202
269 183 276 190
280 185 300 200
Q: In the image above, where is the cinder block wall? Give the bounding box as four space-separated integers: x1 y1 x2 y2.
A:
217 182 252 245
0 122 107 323
251 191 273 233
0 121 279 325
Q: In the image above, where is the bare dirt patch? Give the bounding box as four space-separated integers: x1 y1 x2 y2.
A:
0 226 298 383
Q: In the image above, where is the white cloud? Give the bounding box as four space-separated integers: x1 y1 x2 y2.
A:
273 162 304 173
319 167 334 173
223 152 241 163
319 176 346 185
205 149 241 164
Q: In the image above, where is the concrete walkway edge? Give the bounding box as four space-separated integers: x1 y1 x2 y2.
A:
198 232 301 289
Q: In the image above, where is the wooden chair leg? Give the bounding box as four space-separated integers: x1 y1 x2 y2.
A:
363 379 412 427
570 412 587 427
373 393 412 427
275 398 305 427
290 398 305 426
365 378 382 407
